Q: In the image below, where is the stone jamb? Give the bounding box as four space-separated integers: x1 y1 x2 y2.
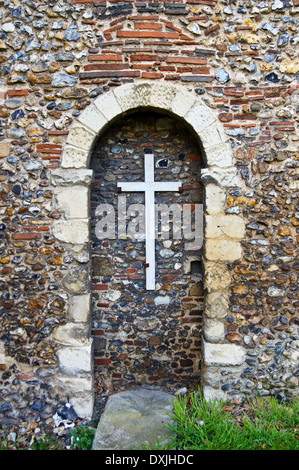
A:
52 81 246 417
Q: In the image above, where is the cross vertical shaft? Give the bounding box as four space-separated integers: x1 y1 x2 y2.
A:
117 151 181 290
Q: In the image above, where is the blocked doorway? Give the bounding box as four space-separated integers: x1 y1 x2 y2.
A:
90 110 204 395
53 81 244 418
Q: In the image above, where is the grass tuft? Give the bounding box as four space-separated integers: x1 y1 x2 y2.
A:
158 390 299 450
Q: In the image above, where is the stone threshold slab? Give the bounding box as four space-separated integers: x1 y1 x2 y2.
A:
92 387 175 450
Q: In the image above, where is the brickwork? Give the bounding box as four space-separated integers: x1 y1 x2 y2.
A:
0 0 298 433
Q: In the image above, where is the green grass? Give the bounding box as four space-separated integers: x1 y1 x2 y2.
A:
162 391 299 450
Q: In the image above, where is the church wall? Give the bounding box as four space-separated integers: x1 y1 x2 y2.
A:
0 0 298 432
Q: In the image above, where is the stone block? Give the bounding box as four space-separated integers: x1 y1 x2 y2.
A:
203 340 246 365
205 292 229 319
77 104 108 134
204 262 232 292
205 184 226 215
199 123 227 149
135 81 176 111
92 388 175 450
52 219 89 245
54 187 89 219
54 375 94 418
51 169 93 187
66 124 96 151
52 323 90 347
205 238 243 263
171 89 197 117
204 143 233 168
200 167 239 188
57 343 93 375
185 102 217 135
94 91 122 121
204 318 225 342
62 265 89 295
69 294 90 323
113 83 140 111
203 386 227 403
61 145 89 169
205 215 245 239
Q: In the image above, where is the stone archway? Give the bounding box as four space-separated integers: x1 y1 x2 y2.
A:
51 81 246 418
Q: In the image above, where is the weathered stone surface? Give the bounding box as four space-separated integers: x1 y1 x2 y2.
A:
66 124 96 151
68 294 90 323
55 187 89 219
204 318 225 342
92 388 175 450
52 219 89 245
61 145 89 169
205 185 226 215
205 215 245 239
203 341 246 366
57 343 93 375
205 238 243 262
62 265 89 294
205 292 229 319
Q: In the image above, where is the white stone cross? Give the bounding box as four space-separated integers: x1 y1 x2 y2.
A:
117 151 182 290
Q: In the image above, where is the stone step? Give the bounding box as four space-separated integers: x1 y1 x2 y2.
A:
92 388 175 450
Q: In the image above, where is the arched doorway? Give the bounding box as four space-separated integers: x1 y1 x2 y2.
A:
52 82 245 418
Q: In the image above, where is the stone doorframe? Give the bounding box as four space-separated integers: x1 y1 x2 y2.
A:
50 81 246 418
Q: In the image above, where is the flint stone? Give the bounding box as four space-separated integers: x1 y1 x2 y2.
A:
92 388 175 450
51 73 78 87
216 68 230 84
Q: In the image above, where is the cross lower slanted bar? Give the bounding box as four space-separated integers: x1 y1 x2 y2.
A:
117 151 182 290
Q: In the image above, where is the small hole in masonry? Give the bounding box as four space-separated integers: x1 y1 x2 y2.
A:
190 260 201 275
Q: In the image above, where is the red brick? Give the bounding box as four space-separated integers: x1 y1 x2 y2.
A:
36 148 62 154
88 54 123 62
141 72 164 79
164 74 181 80
130 54 161 62
186 0 217 5
159 66 176 71
20 225 38 231
94 358 111 366
204 24 220 36
128 15 160 21
167 57 207 65
161 20 182 33
92 330 105 336
134 22 162 30
7 89 29 97
179 34 194 41
93 284 109 290
48 130 69 135
125 268 137 274
177 66 192 73
12 233 39 240
84 64 129 71
117 31 179 39
70 0 104 3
